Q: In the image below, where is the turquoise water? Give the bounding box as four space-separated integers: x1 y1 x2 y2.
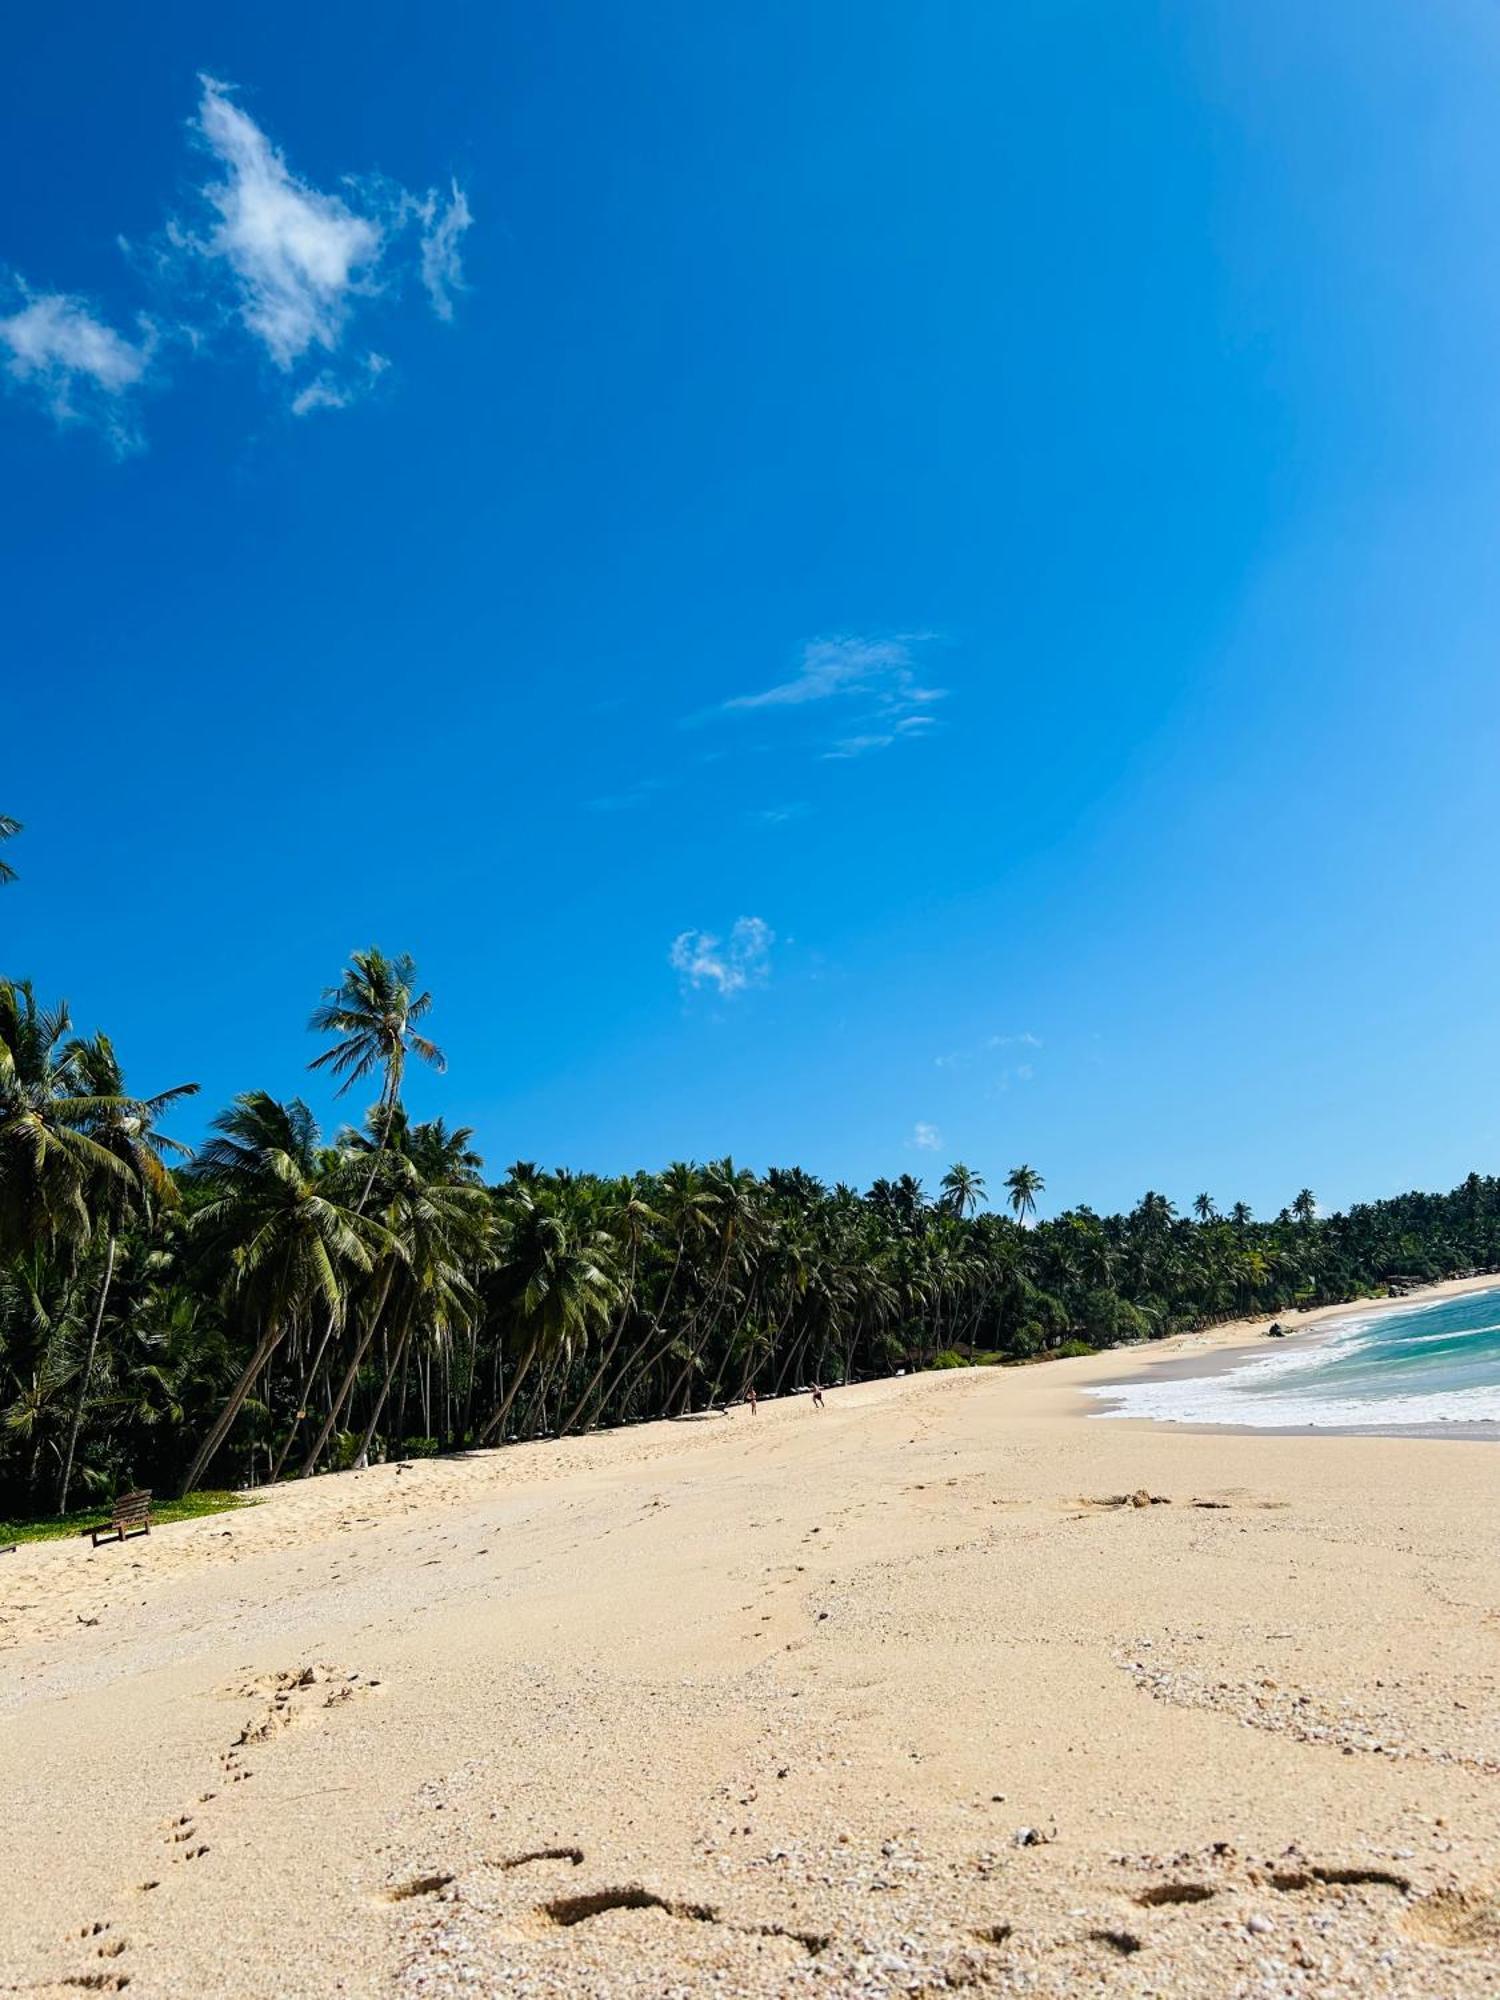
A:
1091 1285 1500 1433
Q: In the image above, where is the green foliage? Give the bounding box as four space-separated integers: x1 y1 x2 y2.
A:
0 1490 247 1545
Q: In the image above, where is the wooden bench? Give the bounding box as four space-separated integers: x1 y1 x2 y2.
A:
84 1490 152 1547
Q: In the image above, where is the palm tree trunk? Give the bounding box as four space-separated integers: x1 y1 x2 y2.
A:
353 1311 415 1468
355 1073 397 1212
300 1264 396 1477
58 1233 115 1515
603 1240 720 1417
476 1333 540 1444
182 1318 286 1495
558 1241 640 1436
268 1307 339 1483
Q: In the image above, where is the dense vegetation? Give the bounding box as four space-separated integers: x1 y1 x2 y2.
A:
4 810 1498 1517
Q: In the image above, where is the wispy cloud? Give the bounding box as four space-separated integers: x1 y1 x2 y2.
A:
751 802 809 825
289 351 389 417
417 182 473 321
713 634 946 761
0 284 153 450
588 778 668 813
909 1121 943 1151
2 76 473 450
670 917 774 997
935 1031 1042 1070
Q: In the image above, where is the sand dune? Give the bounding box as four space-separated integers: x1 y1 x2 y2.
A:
4 1328 1500 1996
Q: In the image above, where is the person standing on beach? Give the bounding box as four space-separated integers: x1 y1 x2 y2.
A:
747 1384 758 1416
811 1382 825 1410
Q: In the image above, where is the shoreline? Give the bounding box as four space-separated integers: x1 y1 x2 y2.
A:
1071 1269 1500 1439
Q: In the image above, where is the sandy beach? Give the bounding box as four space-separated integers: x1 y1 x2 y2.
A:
4 1287 1500 1998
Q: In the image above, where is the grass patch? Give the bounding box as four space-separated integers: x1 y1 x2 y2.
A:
0 1490 249 1546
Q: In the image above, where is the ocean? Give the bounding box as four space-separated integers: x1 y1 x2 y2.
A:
1089 1284 1500 1435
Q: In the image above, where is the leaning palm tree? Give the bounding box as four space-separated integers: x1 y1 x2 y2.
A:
299 1115 493 1474
54 1033 198 1513
475 1192 619 1443
558 1182 661 1435
0 814 20 886
1005 1164 1045 1225
180 1093 382 1493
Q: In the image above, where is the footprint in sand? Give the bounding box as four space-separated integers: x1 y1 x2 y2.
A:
1401 1885 1500 1948
1134 1881 1217 1907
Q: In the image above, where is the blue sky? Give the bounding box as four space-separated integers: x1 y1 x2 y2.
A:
6 2 1500 1220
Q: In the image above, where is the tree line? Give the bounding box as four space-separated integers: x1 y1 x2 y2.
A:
4 815 1499 1517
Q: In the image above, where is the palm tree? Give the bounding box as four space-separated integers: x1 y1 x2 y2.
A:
180 1094 382 1493
54 1034 198 1513
1192 1192 1218 1224
1291 1188 1317 1225
295 1108 491 1469
309 950 445 1204
558 1182 661 1435
0 981 136 1258
940 1162 986 1219
475 1191 619 1443
341 1127 492 1468
309 949 445 1105
1005 1164 1045 1225
0 814 20 886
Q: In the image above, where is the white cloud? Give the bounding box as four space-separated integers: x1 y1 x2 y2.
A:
823 732 895 761
418 182 472 320
2 79 473 449
178 79 474 406
189 77 384 371
0 285 152 448
670 917 774 997
909 1121 943 1151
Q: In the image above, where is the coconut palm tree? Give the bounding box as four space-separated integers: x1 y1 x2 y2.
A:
475 1190 619 1443
0 814 20 886
180 1094 383 1493
558 1182 661 1435
1005 1164 1045 1225
1192 1192 1218 1224
0 981 136 1259
295 1108 492 1472
1291 1188 1317 1225
54 1034 198 1513
940 1162 986 1219
309 950 445 1205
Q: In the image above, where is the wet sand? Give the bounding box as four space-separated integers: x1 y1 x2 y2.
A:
3 1288 1500 1997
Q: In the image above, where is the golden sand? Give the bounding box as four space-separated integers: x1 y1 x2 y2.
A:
4 1283 1499 1997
